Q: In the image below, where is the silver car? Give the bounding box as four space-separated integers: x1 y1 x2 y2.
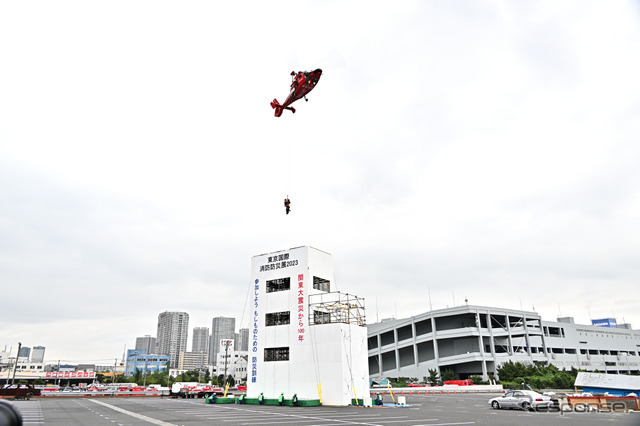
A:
489 390 554 411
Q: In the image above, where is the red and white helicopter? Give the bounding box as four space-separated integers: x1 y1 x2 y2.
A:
270 69 322 117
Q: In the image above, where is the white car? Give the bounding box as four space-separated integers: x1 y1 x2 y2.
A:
489 390 554 411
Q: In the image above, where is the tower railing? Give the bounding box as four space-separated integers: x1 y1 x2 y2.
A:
308 292 366 327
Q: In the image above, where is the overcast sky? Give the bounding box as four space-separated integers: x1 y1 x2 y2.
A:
1 1 639 364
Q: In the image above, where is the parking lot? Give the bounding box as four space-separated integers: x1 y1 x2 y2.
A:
7 393 639 425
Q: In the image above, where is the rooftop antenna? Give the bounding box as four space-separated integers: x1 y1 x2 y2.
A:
587 305 592 321
376 298 379 323
519 296 523 311
465 296 468 305
558 303 562 317
427 284 433 311
394 300 398 320
452 290 456 306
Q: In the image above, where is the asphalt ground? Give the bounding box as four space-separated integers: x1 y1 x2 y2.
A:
7 393 639 426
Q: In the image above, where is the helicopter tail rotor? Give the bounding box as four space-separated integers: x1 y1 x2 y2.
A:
271 99 283 117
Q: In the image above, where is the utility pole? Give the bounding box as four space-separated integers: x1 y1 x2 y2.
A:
11 342 21 385
55 360 60 386
113 359 117 384
223 340 230 384
143 357 148 387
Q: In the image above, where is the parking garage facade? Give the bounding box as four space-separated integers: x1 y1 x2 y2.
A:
368 305 640 380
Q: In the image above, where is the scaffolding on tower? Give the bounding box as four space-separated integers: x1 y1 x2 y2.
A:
308 292 366 327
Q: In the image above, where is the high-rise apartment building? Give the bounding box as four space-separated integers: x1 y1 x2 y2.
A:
135 335 157 354
18 347 31 361
156 311 189 368
210 317 235 366
192 327 210 354
31 346 45 363
238 328 249 352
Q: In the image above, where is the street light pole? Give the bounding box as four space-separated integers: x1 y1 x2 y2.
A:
11 342 21 385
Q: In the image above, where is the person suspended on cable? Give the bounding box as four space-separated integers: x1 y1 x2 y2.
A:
284 197 291 215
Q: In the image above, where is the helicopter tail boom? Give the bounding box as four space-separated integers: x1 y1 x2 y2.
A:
270 98 295 117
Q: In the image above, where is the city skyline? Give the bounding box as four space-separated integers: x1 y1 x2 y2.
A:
0 312 250 367
2 303 634 367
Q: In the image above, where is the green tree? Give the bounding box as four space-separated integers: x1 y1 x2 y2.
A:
427 369 440 386
441 369 457 382
189 370 200 381
496 361 531 382
210 374 219 386
468 375 488 385
390 377 408 387
496 362 580 390
226 375 235 387
176 370 200 382
146 370 168 387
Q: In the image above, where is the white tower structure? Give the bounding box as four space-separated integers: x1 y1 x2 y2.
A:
248 246 369 406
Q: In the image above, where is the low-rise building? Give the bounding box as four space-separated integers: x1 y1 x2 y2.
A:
124 350 169 376
178 351 208 371
233 355 248 383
